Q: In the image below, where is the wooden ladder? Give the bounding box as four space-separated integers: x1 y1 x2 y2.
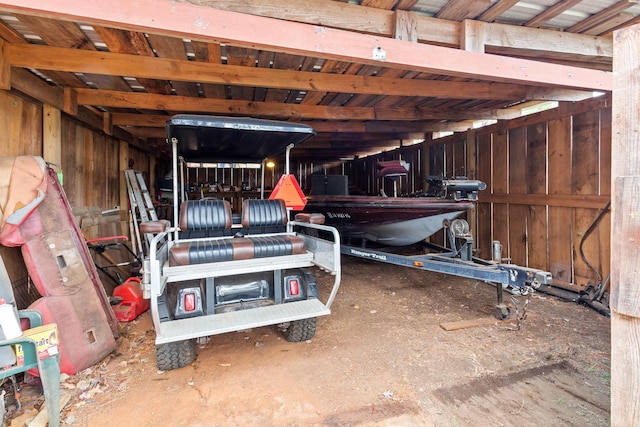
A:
125 170 157 255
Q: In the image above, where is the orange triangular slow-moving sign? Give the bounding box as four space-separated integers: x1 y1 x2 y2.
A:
269 174 307 210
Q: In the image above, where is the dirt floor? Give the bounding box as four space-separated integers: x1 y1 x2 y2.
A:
8 256 611 426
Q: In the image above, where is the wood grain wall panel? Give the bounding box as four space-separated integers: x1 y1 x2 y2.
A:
525 123 548 270
547 115 574 283
452 136 465 177
573 208 601 288
493 203 509 257
492 132 507 194
600 109 612 196
548 206 574 283
0 91 42 157
572 109 601 287
548 116 572 195
73 124 86 207
526 123 547 194
508 204 528 266
60 119 77 206
445 142 454 177
475 133 492 258
476 202 491 259
572 110 600 195
82 128 94 208
507 127 527 263
527 205 548 271
508 126 527 194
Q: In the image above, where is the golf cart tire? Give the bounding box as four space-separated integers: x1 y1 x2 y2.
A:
283 317 317 342
156 339 196 371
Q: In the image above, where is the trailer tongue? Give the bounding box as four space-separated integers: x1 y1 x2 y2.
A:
341 218 552 320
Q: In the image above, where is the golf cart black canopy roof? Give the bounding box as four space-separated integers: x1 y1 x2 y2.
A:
166 115 316 163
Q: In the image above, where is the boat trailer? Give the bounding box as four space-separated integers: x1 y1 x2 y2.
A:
341 218 552 320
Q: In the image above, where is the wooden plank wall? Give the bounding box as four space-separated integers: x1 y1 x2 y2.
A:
474 96 611 291
0 90 146 303
332 96 611 291
0 90 43 296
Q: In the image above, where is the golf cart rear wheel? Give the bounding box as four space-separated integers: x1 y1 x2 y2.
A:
156 339 196 371
282 317 317 342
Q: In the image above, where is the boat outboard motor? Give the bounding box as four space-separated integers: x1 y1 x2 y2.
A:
424 176 487 201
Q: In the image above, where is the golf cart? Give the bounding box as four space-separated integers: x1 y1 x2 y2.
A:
139 115 342 370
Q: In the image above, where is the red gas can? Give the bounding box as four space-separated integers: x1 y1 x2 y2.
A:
112 277 150 322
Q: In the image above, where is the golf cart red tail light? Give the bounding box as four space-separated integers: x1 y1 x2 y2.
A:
184 293 196 311
289 279 300 296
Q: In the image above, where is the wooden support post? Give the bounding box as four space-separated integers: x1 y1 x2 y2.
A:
0 39 10 90
393 10 417 42
42 104 61 167
611 23 640 426
460 20 485 53
103 112 112 136
63 87 77 116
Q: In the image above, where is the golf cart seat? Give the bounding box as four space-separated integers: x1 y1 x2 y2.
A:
179 198 233 239
169 198 306 266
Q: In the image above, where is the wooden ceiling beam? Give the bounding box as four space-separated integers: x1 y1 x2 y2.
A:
0 0 612 91
481 21 612 64
10 43 596 102
77 88 522 121
167 0 613 61
111 113 473 133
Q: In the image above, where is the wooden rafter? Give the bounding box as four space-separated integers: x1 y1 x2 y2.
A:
476 0 520 22
0 0 612 91
71 88 525 121
525 0 583 28
568 0 639 34
436 0 491 20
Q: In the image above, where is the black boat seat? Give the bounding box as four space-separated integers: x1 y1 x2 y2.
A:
169 198 306 266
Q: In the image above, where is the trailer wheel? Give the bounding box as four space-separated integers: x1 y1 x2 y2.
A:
495 305 511 321
156 339 196 371
282 317 317 342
